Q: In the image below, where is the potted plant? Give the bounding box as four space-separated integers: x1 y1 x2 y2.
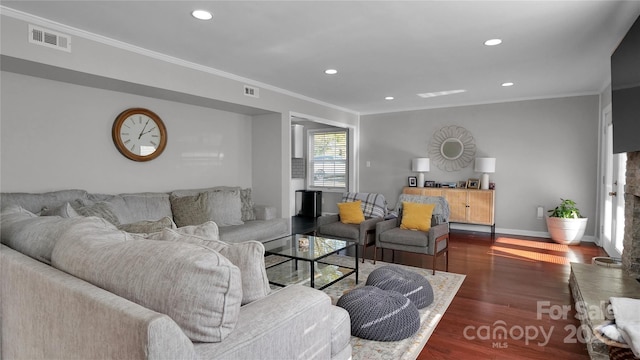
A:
546 199 588 245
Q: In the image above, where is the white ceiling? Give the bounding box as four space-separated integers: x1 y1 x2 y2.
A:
2 1 640 115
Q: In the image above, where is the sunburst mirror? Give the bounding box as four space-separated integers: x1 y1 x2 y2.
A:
429 125 476 171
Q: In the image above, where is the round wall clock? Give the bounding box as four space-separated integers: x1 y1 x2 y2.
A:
112 108 167 162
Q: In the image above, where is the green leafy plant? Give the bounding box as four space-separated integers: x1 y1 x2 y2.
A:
548 199 582 218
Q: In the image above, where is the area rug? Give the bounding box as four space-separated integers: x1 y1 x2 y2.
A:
265 255 465 360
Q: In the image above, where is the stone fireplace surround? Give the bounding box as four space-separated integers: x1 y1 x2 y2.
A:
622 151 640 278
568 151 640 360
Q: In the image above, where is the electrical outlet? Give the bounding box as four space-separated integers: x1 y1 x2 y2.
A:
537 206 544 219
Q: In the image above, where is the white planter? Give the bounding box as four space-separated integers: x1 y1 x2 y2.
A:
546 217 588 245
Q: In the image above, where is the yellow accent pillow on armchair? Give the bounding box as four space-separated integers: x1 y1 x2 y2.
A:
400 202 436 232
337 200 365 224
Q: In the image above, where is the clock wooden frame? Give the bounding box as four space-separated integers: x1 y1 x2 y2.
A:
112 108 167 162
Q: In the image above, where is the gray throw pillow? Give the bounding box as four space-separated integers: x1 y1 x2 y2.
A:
40 202 79 218
72 200 120 226
158 228 270 305
117 216 176 233
170 193 211 227
207 190 244 226
240 188 256 221
170 191 244 227
1 206 115 264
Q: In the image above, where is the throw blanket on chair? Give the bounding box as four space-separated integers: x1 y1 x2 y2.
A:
342 192 387 218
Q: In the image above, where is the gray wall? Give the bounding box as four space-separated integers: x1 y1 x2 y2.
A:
359 95 600 237
0 71 254 193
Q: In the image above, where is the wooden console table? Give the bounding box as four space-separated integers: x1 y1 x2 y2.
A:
403 187 495 233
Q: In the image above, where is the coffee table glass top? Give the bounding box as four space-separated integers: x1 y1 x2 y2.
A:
263 234 358 289
263 234 351 261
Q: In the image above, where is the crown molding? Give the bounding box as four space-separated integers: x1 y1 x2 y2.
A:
0 6 359 116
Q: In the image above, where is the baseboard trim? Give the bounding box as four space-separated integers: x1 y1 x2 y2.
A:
449 224 596 243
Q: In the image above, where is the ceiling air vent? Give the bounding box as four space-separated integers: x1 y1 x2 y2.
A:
29 25 71 52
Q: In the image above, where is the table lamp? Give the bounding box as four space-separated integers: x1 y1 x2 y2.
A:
412 158 430 188
475 158 496 190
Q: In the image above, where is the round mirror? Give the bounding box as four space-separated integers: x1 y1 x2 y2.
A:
440 138 464 160
429 125 476 171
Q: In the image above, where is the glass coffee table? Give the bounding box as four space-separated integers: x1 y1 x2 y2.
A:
263 234 358 290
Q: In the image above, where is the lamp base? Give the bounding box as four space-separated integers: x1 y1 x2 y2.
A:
480 173 490 190
417 172 425 188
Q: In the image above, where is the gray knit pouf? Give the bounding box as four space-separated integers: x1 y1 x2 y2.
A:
336 285 420 341
366 265 434 309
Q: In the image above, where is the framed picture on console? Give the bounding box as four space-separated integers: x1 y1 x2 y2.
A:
467 178 480 189
425 180 436 188
408 176 417 187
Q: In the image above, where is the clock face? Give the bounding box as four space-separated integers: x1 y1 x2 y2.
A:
112 108 167 161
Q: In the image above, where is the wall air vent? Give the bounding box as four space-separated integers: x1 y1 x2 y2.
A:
29 25 71 52
243 85 259 98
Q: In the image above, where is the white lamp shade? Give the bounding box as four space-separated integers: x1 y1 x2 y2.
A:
474 158 496 173
412 158 430 172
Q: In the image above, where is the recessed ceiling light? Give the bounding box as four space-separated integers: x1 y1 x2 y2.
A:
324 69 338 75
385 96 394 100
484 39 502 46
501 82 514 87
192 10 213 20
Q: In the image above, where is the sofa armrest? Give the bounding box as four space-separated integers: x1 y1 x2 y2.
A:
1 245 196 360
194 285 348 359
317 214 340 227
253 205 276 220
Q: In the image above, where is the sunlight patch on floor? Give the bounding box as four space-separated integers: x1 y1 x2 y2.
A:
489 237 573 265
494 237 569 252
489 247 571 265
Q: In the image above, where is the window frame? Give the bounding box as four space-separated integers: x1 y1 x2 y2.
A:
307 128 349 191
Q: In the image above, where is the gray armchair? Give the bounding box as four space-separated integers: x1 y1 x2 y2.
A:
375 194 449 274
316 193 387 263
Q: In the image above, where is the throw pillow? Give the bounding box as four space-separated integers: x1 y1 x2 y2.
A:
51 220 242 343
400 202 436 232
170 193 211 227
117 216 176 233
240 188 256 221
1 206 115 264
337 200 365 224
170 191 244 227
206 190 244 226
72 200 121 226
157 228 270 305
40 202 79 218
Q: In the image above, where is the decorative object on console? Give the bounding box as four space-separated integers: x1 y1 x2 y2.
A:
474 157 496 190
428 125 476 171
457 181 467 189
411 158 430 188
408 176 417 187
466 178 480 189
112 108 167 162
425 180 436 188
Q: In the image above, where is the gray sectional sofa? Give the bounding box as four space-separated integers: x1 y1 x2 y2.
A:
0 187 352 360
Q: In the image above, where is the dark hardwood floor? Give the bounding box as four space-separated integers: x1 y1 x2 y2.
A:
367 230 608 360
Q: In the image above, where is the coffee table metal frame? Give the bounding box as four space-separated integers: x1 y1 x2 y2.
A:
264 234 358 290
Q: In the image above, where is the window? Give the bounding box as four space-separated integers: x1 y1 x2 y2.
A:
308 128 348 189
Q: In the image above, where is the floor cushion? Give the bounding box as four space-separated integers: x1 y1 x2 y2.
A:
336 285 420 341
366 265 434 309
